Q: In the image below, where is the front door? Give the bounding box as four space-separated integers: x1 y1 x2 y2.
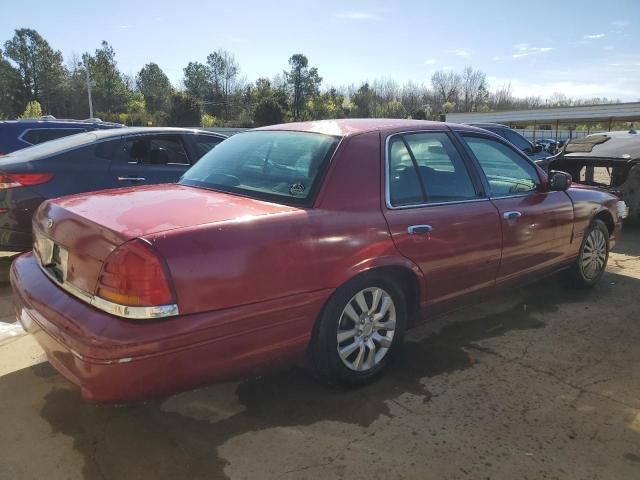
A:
382 130 502 310
459 133 574 284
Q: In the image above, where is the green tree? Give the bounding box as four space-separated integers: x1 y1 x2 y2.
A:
136 62 172 114
284 54 322 120
19 100 42 118
350 83 375 117
85 42 131 113
4 28 67 115
183 61 211 103
169 93 201 126
0 49 27 118
254 97 284 126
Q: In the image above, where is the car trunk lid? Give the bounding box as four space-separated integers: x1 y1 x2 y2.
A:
33 183 299 296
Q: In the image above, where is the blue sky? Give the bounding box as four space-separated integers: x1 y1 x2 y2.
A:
2 0 639 100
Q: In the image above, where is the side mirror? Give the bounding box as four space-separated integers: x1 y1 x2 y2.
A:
549 170 572 191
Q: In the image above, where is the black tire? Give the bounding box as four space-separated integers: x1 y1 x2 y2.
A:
566 219 610 288
311 272 407 385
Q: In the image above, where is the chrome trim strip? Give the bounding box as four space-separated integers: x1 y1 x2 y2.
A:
36 256 179 320
383 129 488 210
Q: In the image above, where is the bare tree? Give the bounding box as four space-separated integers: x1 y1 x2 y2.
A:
461 66 487 112
431 70 461 109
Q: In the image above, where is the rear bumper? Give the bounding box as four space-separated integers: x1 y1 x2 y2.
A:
11 253 331 403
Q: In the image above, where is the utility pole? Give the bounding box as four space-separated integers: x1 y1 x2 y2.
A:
81 55 95 119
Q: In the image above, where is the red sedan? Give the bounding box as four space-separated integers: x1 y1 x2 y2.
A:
11 119 627 403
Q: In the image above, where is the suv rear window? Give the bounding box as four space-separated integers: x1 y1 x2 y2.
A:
21 128 85 145
180 131 340 205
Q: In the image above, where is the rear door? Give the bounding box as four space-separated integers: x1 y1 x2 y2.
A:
382 130 502 310
109 133 193 186
458 133 574 284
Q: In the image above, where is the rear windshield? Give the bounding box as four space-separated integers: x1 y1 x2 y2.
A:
180 130 341 205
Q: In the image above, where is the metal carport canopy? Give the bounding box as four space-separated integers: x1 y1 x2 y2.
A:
445 102 640 124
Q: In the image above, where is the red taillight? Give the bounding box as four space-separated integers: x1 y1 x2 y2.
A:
96 240 175 307
0 172 53 189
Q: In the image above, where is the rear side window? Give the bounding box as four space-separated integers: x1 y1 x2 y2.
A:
123 135 190 165
388 132 478 207
462 135 540 196
193 135 223 159
21 128 85 145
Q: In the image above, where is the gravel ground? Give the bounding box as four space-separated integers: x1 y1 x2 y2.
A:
0 225 639 480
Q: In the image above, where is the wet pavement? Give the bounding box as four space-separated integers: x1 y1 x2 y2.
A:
0 227 639 479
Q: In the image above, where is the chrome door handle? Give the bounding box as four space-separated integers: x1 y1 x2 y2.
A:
503 211 522 220
117 177 146 182
408 224 433 234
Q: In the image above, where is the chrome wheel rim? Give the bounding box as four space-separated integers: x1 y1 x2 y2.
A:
581 229 607 279
336 287 396 372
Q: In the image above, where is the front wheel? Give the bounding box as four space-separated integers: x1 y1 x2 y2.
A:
311 274 406 385
566 219 610 288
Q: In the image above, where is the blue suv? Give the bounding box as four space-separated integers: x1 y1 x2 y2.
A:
0 116 123 155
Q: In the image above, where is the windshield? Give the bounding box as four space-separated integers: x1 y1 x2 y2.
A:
180 130 341 205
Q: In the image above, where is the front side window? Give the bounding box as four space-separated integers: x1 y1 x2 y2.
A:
123 135 190 165
388 132 477 207
462 135 540 196
21 128 85 145
180 131 340 205
504 129 533 152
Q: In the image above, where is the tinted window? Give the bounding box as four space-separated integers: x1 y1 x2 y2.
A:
22 128 85 145
504 129 533 152
123 135 190 165
463 135 540 196
194 135 223 159
180 131 340 205
388 132 477 206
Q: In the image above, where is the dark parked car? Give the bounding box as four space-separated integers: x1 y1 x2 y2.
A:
0 127 226 255
0 117 123 155
11 119 626 403
468 123 549 162
548 130 638 219
535 138 561 154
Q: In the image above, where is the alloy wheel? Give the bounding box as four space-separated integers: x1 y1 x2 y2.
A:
336 287 397 372
581 228 607 279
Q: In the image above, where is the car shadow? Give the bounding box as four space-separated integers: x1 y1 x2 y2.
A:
15 274 613 480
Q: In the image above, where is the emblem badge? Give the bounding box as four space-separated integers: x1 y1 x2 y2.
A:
45 218 54 229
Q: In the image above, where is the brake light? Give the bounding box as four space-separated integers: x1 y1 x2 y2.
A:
0 172 53 189
96 240 175 308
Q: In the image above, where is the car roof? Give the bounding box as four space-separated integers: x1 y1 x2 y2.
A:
0 127 225 163
564 131 640 161
465 122 509 128
254 118 482 137
0 118 124 128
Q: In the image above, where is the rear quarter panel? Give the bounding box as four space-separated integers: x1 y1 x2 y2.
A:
146 131 417 316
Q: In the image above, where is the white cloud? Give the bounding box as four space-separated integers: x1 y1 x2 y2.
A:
492 55 501 61
612 20 629 27
512 44 553 58
584 33 606 39
118 25 130 29
335 11 379 20
425 58 437 65
447 48 471 58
